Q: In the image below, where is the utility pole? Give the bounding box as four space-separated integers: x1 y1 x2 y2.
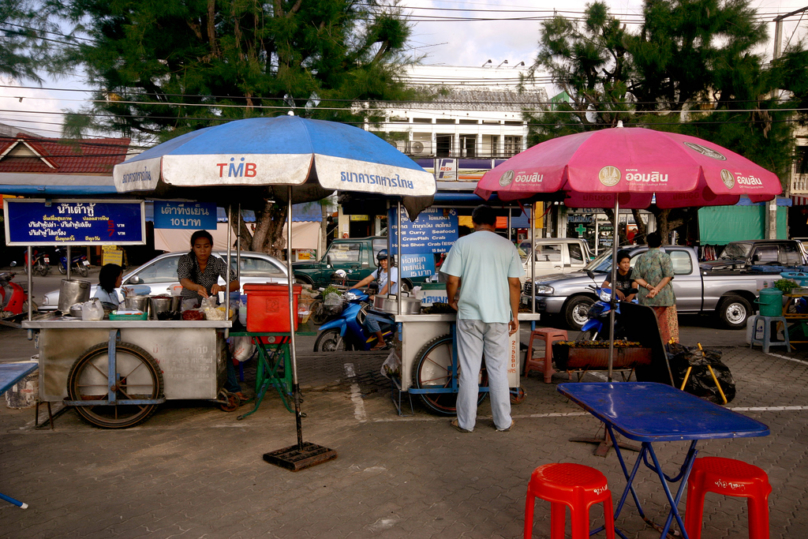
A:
770 6 808 238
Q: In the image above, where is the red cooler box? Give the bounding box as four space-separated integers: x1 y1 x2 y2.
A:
243 284 302 333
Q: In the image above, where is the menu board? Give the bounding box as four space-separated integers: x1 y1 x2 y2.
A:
388 206 459 255
153 201 217 229
4 199 146 246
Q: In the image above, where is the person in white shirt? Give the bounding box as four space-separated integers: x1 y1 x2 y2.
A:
355 250 399 350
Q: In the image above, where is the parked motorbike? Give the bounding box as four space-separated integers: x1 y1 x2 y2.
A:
313 288 395 351
577 270 637 341
23 249 51 276
0 271 36 320
31 250 51 276
55 247 90 277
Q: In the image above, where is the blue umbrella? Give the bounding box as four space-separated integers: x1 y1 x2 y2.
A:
113 116 435 470
114 115 435 216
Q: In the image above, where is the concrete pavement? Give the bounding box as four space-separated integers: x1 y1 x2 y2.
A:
1 324 807 538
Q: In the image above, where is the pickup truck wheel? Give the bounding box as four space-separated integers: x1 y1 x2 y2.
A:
294 276 313 286
718 295 751 329
565 297 594 330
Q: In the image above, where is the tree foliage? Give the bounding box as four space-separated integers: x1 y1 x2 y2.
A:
0 0 63 82
36 0 420 256
525 0 805 243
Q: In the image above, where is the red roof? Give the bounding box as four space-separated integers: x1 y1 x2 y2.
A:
0 134 131 175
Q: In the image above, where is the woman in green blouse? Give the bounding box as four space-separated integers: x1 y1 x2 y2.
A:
632 232 679 343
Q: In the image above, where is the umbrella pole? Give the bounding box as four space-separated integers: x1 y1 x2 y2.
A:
608 199 619 382
263 187 337 471
225 205 232 339
287 191 304 448
397 201 402 315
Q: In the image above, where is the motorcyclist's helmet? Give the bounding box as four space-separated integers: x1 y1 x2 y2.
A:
334 269 347 279
376 250 394 265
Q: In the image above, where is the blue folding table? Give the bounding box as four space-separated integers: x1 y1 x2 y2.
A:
558 382 769 539
0 362 38 509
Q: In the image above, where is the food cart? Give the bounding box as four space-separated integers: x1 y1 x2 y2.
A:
339 195 542 415
4 198 253 427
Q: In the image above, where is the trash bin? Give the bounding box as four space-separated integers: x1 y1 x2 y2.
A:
757 288 783 317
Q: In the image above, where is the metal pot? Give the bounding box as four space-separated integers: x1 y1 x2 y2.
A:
58 279 91 312
124 295 150 313
373 293 422 315
150 296 173 320
68 303 84 318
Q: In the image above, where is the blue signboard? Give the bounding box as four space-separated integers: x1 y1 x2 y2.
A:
4 199 146 246
154 201 217 229
388 207 459 255
399 253 437 279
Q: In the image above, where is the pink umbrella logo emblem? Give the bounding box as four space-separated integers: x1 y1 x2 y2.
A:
598 166 621 186
499 170 514 186
721 169 735 189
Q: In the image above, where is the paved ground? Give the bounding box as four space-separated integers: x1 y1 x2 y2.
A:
1 318 807 538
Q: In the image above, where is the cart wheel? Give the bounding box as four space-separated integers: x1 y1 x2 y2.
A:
510 386 526 405
413 334 487 416
219 395 239 412
67 342 163 429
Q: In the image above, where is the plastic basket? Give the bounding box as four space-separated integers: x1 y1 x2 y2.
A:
781 272 808 286
109 312 148 321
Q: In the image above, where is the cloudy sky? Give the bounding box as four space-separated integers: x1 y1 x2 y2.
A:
1 0 807 138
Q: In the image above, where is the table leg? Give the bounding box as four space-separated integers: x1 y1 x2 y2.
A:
606 425 648 522
646 441 698 539
238 339 293 420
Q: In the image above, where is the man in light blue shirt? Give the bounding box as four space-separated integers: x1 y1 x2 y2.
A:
441 205 524 432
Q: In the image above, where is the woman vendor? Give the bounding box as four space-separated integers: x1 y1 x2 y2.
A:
178 230 245 400
94 264 124 311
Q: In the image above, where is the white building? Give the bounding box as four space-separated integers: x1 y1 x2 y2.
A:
369 64 548 160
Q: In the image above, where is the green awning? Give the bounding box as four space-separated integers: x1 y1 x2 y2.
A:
698 206 787 245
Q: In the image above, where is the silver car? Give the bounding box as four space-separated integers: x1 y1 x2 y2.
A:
39 250 288 310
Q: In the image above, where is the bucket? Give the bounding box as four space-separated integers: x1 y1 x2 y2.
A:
757 288 783 317
58 279 91 312
5 362 38 409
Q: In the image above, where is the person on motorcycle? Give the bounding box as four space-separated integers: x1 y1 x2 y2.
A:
602 251 637 302
355 250 398 350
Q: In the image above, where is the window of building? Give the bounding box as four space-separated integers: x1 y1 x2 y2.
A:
504 136 522 156
435 134 452 157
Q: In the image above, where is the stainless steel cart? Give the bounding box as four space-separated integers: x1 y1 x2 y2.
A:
24 319 231 428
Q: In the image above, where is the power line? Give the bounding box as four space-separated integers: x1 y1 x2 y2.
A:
0 83 801 108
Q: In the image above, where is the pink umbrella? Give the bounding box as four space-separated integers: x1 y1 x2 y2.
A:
475 126 782 379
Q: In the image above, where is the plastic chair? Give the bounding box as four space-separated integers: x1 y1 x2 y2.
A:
524 463 615 539
749 315 789 354
524 328 567 383
685 457 772 539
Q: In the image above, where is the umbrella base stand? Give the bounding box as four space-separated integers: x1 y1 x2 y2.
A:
263 442 337 471
570 426 640 457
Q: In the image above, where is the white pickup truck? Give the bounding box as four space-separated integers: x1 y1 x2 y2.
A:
518 238 592 283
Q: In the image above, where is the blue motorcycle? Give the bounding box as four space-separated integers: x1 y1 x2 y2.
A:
313 289 395 351
578 271 637 341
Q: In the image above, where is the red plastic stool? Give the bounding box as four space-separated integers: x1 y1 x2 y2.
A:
524 328 567 383
685 457 772 539
524 463 615 539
